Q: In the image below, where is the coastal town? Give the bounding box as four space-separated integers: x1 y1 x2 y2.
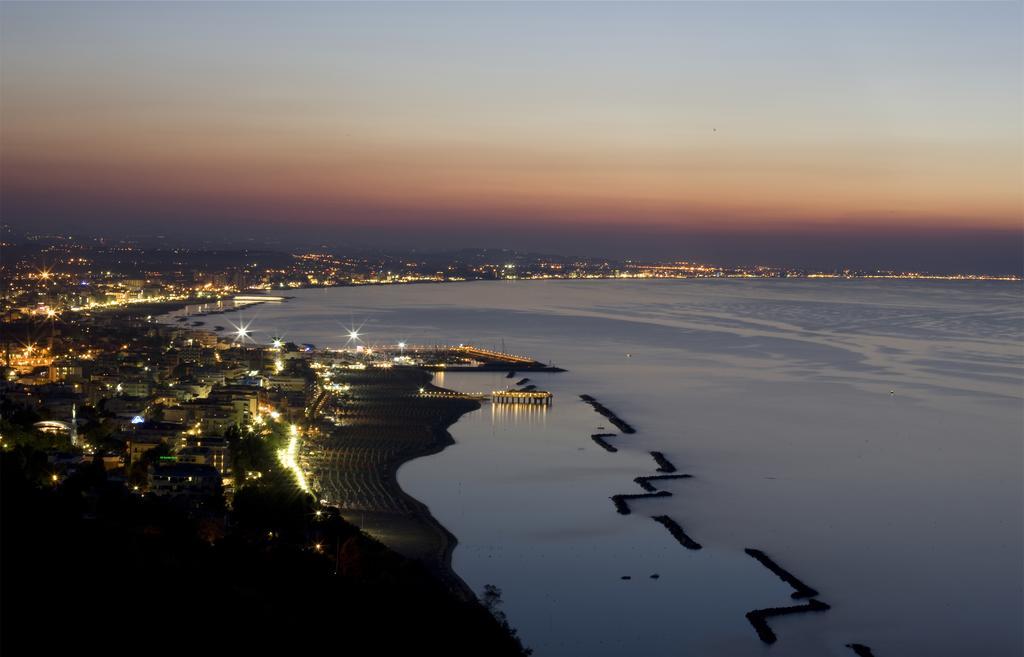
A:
0 290 557 514
0 277 549 653
3 229 1017 324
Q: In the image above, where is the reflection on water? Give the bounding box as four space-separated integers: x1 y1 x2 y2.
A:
435 371 550 428
490 401 548 429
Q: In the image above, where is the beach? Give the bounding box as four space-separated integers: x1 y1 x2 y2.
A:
304 367 480 598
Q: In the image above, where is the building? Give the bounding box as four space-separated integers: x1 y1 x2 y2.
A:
128 436 165 464
147 463 222 498
177 443 228 475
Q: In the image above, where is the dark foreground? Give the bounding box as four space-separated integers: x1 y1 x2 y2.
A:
0 446 528 655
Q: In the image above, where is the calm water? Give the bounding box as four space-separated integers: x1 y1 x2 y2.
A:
190 279 1023 656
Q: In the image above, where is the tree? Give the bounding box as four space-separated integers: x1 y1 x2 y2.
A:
127 442 171 486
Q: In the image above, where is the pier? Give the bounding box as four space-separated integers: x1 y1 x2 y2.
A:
456 345 537 365
418 388 553 405
417 390 488 400
491 390 553 405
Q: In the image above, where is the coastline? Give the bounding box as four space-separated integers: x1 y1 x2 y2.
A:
143 273 1024 322
306 368 480 600
143 302 506 600
387 414 476 599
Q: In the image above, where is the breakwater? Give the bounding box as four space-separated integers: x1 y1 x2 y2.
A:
633 474 692 492
651 515 702 550
649 451 676 473
744 548 820 599
742 548 831 645
580 395 636 434
581 387 849 651
591 434 618 452
610 491 672 514
573 374 863 652
745 600 832 644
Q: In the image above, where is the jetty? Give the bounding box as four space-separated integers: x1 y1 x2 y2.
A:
580 395 635 433
744 548 819 599
649 451 677 473
591 433 618 452
652 515 702 550
745 600 831 644
418 345 565 372
633 474 692 492
610 491 671 514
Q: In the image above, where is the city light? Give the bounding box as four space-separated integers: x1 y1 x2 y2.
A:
277 425 310 493
343 321 366 347
228 318 253 343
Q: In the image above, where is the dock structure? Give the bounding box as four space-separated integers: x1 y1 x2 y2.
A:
417 388 553 405
491 389 553 405
456 345 537 365
417 390 487 400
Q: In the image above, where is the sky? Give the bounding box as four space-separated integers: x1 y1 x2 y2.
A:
1 1 1021 271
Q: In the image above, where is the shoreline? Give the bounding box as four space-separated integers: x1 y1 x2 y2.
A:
307 368 481 600
143 305 527 600
378 400 478 600
137 273 1024 322
146 300 483 599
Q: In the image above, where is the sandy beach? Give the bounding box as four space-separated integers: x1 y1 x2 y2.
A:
305 367 479 598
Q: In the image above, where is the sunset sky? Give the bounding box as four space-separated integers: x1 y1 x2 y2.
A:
1 2 1021 270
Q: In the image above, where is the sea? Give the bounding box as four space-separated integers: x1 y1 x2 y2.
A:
172 279 1023 657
